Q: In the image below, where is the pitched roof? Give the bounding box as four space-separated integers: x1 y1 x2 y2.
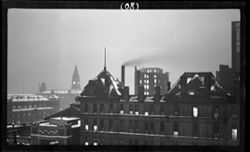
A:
78 69 122 98
168 72 227 97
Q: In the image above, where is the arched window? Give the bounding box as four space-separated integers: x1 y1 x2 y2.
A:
213 106 220 119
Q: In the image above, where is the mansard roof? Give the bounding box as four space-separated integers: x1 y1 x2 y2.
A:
168 72 227 97
78 69 122 98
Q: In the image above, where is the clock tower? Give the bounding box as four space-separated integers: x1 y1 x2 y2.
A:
71 65 81 90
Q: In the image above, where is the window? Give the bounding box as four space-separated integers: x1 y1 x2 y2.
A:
231 106 237 118
93 142 98 146
160 105 165 115
193 107 198 117
145 112 149 116
173 123 178 137
188 90 195 95
232 129 237 141
150 105 155 115
84 103 88 113
193 122 198 137
85 141 89 146
85 119 89 131
154 79 157 83
109 120 113 130
160 122 165 133
93 119 97 131
93 104 97 113
135 104 139 114
120 120 124 132
129 104 133 114
154 75 156 78
214 123 220 138
140 80 142 84
100 119 104 130
150 122 154 133
213 106 220 119
129 120 133 132
173 104 179 116
145 122 149 132
109 104 113 113
100 104 104 113
144 74 147 78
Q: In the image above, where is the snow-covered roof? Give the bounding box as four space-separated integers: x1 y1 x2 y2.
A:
8 94 50 102
167 72 227 97
79 69 122 98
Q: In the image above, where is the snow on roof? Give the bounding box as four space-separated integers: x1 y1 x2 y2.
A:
71 120 81 128
39 122 57 127
51 117 79 121
8 94 50 102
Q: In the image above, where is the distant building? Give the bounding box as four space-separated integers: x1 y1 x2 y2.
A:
71 65 81 90
216 65 233 94
134 67 170 95
38 65 82 110
31 117 80 145
7 94 60 125
39 82 47 92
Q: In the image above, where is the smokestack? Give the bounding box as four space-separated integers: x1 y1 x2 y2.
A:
121 65 125 86
138 86 144 102
180 74 187 95
154 86 161 102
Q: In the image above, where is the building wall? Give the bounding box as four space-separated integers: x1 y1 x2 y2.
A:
134 67 169 95
7 98 60 124
79 97 239 145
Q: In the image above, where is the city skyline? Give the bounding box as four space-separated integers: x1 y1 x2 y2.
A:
8 9 240 94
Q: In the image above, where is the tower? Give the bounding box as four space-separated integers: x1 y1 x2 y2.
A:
71 65 81 90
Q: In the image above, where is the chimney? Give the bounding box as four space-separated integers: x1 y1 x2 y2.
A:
121 65 125 86
138 86 144 102
180 74 187 95
154 86 161 102
124 86 129 101
167 81 171 92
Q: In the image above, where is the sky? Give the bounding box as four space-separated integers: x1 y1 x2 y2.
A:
8 9 240 94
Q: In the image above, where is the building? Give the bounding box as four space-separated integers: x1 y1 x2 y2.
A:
38 89 81 111
71 65 81 90
133 66 170 95
7 94 60 125
216 65 233 94
231 21 241 104
73 65 239 145
31 117 80 145
38 65 82 110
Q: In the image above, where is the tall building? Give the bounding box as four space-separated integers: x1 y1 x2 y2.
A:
216 65 233 94
231 21 241 103
232 21 240 74
134 67 170 95
71 65 81 90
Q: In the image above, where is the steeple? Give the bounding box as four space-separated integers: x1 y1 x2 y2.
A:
71 65 81 90
104 47 107 72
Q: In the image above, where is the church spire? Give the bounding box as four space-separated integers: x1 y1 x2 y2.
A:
104 47 107 72
71 65 81 90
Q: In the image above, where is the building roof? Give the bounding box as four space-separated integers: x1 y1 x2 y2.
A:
45 104 81 120
77 69 122 98
167 72 227 97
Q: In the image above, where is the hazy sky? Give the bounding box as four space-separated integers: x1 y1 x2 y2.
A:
8 9 240 94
